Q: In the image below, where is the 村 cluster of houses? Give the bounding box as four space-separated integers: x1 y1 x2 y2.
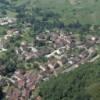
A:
0 17 16 26
1 30 100 100
6 70 41 100
13 31 100 77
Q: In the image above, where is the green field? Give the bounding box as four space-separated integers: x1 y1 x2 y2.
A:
0 0 100 24
9 0 100 25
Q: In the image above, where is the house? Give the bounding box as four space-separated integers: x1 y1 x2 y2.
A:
54 35 70 48
56 60 63 67
36 34 47 41
38 47 51 56
88 47 96 54
61 56 68 64
39 65 46 72
17 42 39 60
73 56 81 64
12 70 25 89
35 96 42 100
24 52 39 61
21 88 30 100
49 33 59 41
86 35 97 45
7 70 41 100
91 36 96 41
47 63 54 70
7 87 20 100
68 60 74 65
0 17 16 26
47 58 63 71
79 51 89 59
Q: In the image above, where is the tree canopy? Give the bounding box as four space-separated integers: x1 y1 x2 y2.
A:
39 60 100 100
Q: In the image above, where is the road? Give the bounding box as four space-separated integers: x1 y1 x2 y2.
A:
62 64 79 73
89 54 100 62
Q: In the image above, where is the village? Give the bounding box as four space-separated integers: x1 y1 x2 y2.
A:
0 17 100 100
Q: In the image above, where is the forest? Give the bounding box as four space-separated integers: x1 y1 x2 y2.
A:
39 60 100 100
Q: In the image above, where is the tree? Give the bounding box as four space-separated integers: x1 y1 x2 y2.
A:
39 61 100 100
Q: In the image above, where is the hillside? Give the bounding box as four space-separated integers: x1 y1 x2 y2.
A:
5 0 100 25
39 60 100 100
